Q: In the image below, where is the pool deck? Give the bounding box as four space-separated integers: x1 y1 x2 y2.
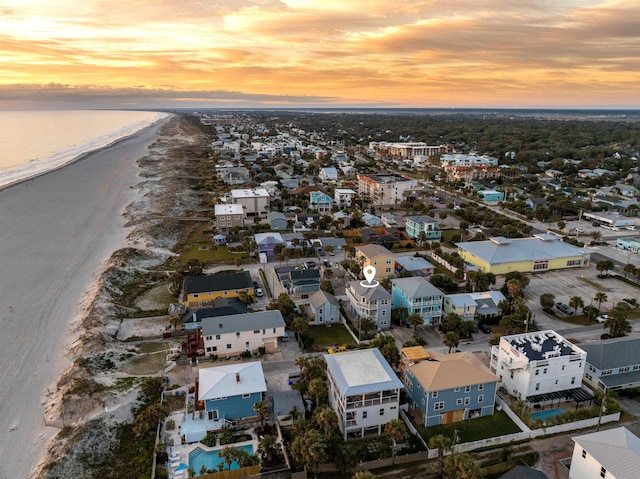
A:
161 411 259 475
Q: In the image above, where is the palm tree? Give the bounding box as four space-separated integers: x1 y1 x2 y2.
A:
444 331 460 353
253 401 269 428
359 317 376 339
604 302 632 337
257 435 281 468
596 259 615 277
443 452 483 479
218 446 236 470
312 405 339 435
428 434 452 479
308 377 328 406
594 292 608 312
407 312 424 333
505 279 520 304
290 316 309 343
384 418 407 459
568 295 584 313
624 263 637 279
291 429 328 479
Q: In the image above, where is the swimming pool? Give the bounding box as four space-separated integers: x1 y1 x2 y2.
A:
189 444 254 475
530 407 567 421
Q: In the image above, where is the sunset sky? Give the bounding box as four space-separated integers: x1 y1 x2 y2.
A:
1 0 639 109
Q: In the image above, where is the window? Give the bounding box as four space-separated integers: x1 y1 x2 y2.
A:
434 402 444 411
193 293 199 298
582 449 587 458
543 368 547 374
386 259 392 264
379 408 384 416
206 335 212 341
478 384 484 391
478 395 484 403
432 391 438 398
215 334 221 340
600 466 606 478
464 397 470 405
242 393 251 398
206 347 212 352
226 344 232 349
362 411 368 418
385 267 391 273
562 365 565 371
236 332 241 338
535 383 540 391
454 387 461 392
535 369 539 376
571 377 576 384
254 329 260 334
211 346 217 352
465 386 471 393
456 398 463 405
245 341 250 348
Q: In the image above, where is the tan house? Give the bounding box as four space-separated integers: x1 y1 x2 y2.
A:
355 244 394 279
214 203 245 233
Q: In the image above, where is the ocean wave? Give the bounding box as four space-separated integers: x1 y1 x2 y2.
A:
0 111 168 189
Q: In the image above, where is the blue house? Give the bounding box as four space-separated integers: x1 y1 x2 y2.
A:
181 362 267 443
406 351 497 427
391 277 444 325
477 189 505 202
309 191 332 213
405 216 442 241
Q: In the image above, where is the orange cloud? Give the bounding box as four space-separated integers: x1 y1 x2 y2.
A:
0 0 638 107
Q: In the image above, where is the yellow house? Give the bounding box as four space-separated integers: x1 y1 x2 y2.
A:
182 271 254 307
355 244 395 279
456 234 591 275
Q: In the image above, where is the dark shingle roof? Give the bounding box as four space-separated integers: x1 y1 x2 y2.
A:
498 465 549 479
581 336 640 370
184 271 252 294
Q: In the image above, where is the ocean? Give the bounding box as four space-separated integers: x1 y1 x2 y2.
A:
0 110 168 189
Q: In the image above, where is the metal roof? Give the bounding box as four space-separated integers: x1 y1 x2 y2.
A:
456 235 591 265
324 348 403 396
391 277 444 298
201 310 285 336
199 361 267 401
184 271 252 294
573 427 640 479
580 336 640 371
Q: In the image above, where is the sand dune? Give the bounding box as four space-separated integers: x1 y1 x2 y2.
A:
0 119 167 479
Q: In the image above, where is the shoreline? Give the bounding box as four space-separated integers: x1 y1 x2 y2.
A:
0 113 171 193
31 114 206 478
0 114 174 479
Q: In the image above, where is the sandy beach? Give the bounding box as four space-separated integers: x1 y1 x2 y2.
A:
0 118 168 479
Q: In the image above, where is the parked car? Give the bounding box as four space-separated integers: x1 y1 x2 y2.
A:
556 302 575 315
479 324 491 334
255 288 264 297
596 314 609 323
253 280 259 288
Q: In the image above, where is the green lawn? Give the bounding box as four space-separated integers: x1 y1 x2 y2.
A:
304 324 357 347
178 244 247 263
417 410 522 444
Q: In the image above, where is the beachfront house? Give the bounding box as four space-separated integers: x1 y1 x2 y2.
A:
214 203 245 234
325 348 403 440
201 310 286 357
181 362 267 443
182 272 254 308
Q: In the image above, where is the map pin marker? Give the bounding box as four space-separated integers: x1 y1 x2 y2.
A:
363 265 376 284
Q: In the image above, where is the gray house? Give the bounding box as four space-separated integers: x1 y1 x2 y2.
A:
267 211 289 231
581 336 640 392
308 290 341 325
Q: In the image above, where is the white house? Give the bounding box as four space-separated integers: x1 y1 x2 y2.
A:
569 426 640 479
319 167 339 181
490 330 589 405
334 188 357 208
228 188 271 215
201 310 286 357
325 348 404 440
